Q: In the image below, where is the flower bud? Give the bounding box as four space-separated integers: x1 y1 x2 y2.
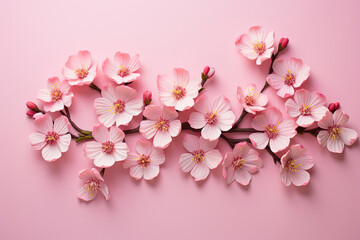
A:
328 102 340 113
26 109 36 117
278 37 289 51
143 91 152 106
207 67 215 79
203 66 210 76
26 101 39 111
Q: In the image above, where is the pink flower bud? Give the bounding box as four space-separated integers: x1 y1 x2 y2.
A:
279 38 289 50
203 66 210 76
143 91 152 105
207 67 215 78
26 101 38 111
328 102 340 112
334 102 340 110
26 109 36 117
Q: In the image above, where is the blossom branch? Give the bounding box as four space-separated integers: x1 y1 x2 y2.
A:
89 82 101 93
60 107 92 135
265 145 281 164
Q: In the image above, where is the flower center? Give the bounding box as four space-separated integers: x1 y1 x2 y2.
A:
170 85 187 100
101 141 115 154
191 150 205 163
50 86 63 102
299 104 313 115
74 67 88 79
264 123 280 138
252 41 266 54
111 99 125 114
153 118 169 131
328 125 342 140
117 66 129 77
285 159 302 172
233 157 246 169
45 131 59 145
137 154 151 167
205 111 218 125
284 70 295 85
85 180 100 196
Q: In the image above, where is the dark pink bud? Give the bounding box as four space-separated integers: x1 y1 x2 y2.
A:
143 91 152 105
334 102 340 110
328 103 335 112
207 67 215 78
203 66 210 76
278 38 289 51
26 109 36 117
26 101 38 111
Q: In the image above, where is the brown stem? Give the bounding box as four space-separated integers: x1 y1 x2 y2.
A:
265 145 281 164
89 82 101 93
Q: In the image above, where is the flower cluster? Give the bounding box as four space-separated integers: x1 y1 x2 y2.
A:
27 27 358 202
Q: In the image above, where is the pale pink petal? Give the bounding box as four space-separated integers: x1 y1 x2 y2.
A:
269 135 290 153
276 85 294 98
266 74 285 90
183 134 200 153
317 130 329 147
77 186 97 201
245 149 262 167
94 97 113 114
251 115 267 131
272 58 288 76
256 49 273 65
153 131 172 149
185 78 201 98
193 95 211 114
139 120 157 139
113 142 129 161
53 116 70 135
94 154 116 168
333 110 349 126
83 141 103 160
43 101 64 112
233 142 250 158
256 93 268 106
128 54 141 72
318 111 333 129
37 89 51 102
265 106 283 124
223 152 234 168
280 169 291 186
175 96 194 111
264 30 274 48
34 114 53 134
168 120 181 137
285 99 301 118
149 148 165 165
108 126 125 143
294 89 311 106
204 149 222 169
101 86 117 103
92 124 109 142
309 91 326 108
162 106 178 120
143 165 160 180
212 96 231 114
327 138 345 153
115 111 133 126
296 115 314 127
129 165 144 180
62 67 78 80
114 52 130 66
29 133 46 150
234 169 251 185
248 26 265 41
199 137 218 152
201 124 221 141
124 98 143 116
102 58 119 82
311 106 328 121
290 170 310 186
225 167 235 184
217 111 236 131
78 169 93 180
174 68 189 86
249 133 269 150
116 86 137 102
98 112 116 128
123 152 140 168
277 119 297 138
188 112 206 129
99 183 110 200
340 127 358 145
179 153 196 173
190 163 210 181
235 34 258 60
42 144 61 162
62 92 74 107
143 105 162 120
135 140 152 155
236 86 245 103
57 134 71 152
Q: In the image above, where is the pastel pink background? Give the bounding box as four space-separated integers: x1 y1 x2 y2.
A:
1 0 360 239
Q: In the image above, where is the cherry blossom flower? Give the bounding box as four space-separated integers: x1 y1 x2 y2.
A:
139 105 181 149
157 68 201 111
179 134 222 181
235 26 274 65
83 124 128 168
280 144 314 186
317 110 358 153
285 89 328 127
62 50 97 86
237 84 268 114
29 114 71 162
266 57 310 98
123 139 165 180
77 168 109 201
223 142 262 185
249 106 297 153
103 52 140 84
37 77 74 112
94 85 143 127
188 95 236 141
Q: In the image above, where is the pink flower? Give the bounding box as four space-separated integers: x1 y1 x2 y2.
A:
139 105 181 149
94 85 143 127
237 84 268 114
102 52 140 84
188 95 236 141
317 110 358 153
223 142 262 185
29 114 71 162
123 140 165 180
285 89 328 127
249 106 297 153
280 144 314 186
157 68 201 111
37 77 74 112
77 168 109 201
266 57 310 98
62 50 97 86
179 134 222 181
235 26 274 65
83 124 129 168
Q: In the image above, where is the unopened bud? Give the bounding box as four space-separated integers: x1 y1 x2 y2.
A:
26 110 36 117
143 91 152 106
328 102 340 113
207 67 215 78
203 66 210 76
26 101 39 111
278 37 289 51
